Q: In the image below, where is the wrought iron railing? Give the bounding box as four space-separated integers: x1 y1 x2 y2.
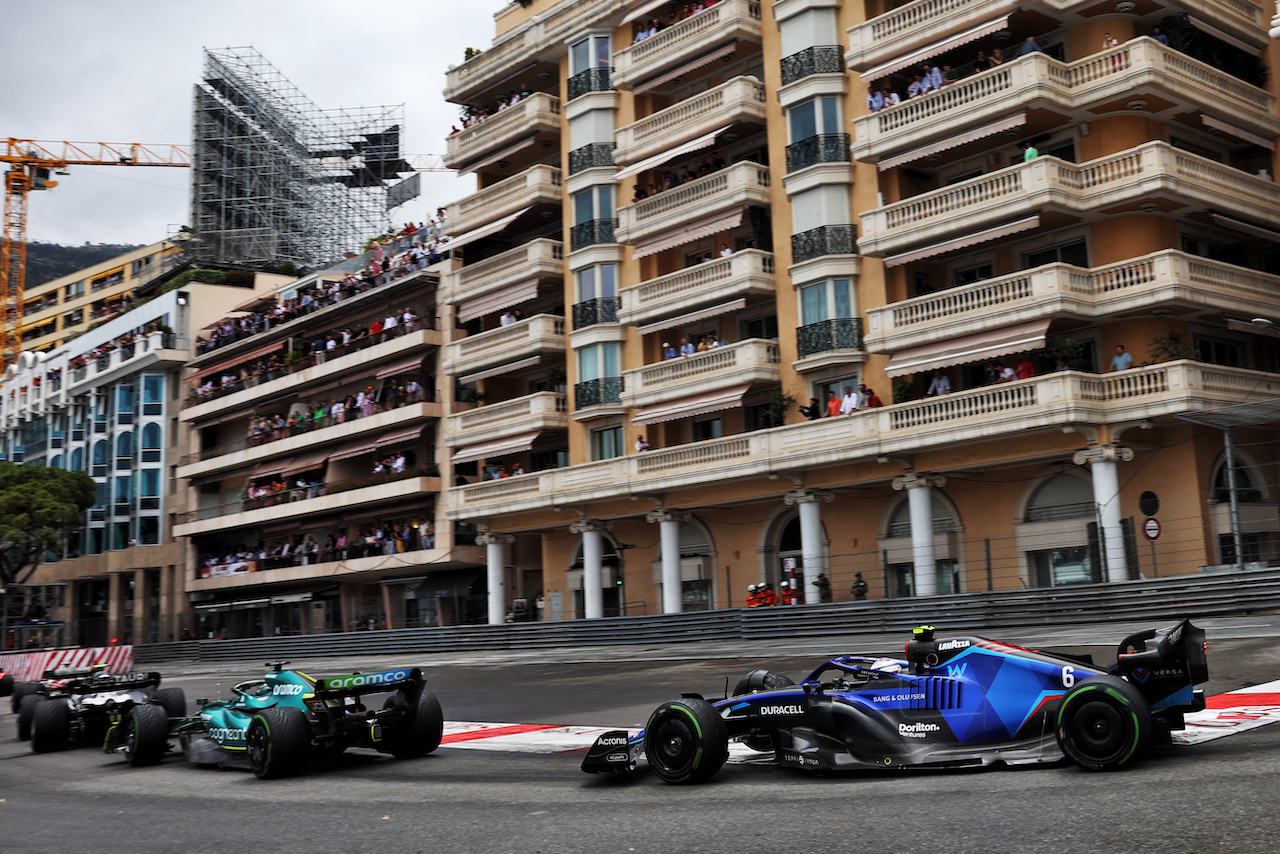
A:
786 133 851 173
574 377 623 408
796 318 864 359
780 45 844 86
572 297 619 329
568 67 613 100
568 142 616 175
791 224 857 264
570 218 617 251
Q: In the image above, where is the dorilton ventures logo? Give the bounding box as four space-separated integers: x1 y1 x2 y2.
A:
898 721 941 738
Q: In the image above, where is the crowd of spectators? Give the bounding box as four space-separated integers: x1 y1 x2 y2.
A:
631 1 722 44
238 378 428 449
661 335 726 359
632 154 729 202
450 85 536 134
199 521 434 574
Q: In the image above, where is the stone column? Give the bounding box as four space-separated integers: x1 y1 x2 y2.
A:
1073 446 1134 582
476 533 515 626
646 510 690 614
783 490 833 603
892 474 947 596
107 571 125 645
570 520 613 619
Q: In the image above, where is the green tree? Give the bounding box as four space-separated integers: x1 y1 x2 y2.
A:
0 464 95 587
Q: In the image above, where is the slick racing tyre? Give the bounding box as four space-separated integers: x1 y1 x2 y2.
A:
0 672 12 697
644 698 729 784
732 669 795 697
18 694 44 741
125 703 170 767
1057 675 1151 772
31 699 71 753
247 707 311 779
11 681 41 714
387 689 444 759
153 687 187 719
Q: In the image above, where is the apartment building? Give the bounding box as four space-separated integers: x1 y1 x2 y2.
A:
18 238 187 353
0 272 284 646
437 0 1280 623
172 248 485 638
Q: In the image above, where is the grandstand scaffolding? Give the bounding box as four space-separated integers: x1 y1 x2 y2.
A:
191 47 410 270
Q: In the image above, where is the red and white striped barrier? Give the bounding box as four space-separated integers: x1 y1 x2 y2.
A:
0 646 134 682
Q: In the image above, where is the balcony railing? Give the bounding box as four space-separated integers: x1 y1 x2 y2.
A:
444 165 561 236
446 314 566 373
568 142 616 176
780 45 844 87
452 361 1280 519
854 40 1278 163
616 161 771 245
623 338 781 408
612 0 763 90
865 251 1280 353
575 377 624 408
445 239 563 307
443 92 561 170
619 249 775 328
570 218 617 251
859 142 1280 256
614 76 768 165
568 67 613 100
791 224 857 265
796 318 864 359
448 391 568 447
572 297 619 329
785 134 851 173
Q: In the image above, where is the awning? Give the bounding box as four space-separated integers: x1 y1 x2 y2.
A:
446 207 531 251
1188 16 1263 55
1209 213 1280 242
328 439 379 462
636 298 748 336
878 114 1027 171
1200 115 1275 150
885 319 1051 377
451 431 541 464
634 44 737 95
281 446 331 478
232 293 278 313
860 16 1010 81
883 216 1040 268
457 277 540 323
622 0 669 24
458 355 542 385
632 207 745 259
376 425 425 449
612 127 730 180
1227 317 1280 339
375 355 425 380
631 384 750 425
185 341 286 383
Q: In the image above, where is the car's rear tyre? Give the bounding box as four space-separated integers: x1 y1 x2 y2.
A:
31 699 71 753
246 707 311 779
644 698 728 784
732 669 794 697
1057 675 1151 772
153 687 187 719
0 673 13 697
387 689 444 759
11 681 41 714
124 703 170 766
18 693 44 741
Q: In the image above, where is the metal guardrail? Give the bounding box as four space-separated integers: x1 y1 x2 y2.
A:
132 567 1280 664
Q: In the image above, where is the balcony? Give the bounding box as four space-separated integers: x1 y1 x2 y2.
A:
443 93 561 172
845 0 1267 73
614 76 768 165
781 45 844 87
786 134 850 174
174 474 441 538
443 313 566 378
446 391 568 449
621 338 781 409
791 224 857 265
450 361 1280 519
618 249 775 329
444 30 533 103
442 239 563 308
570 218 617 251
572 297 619 329
853 40 1279 165
612 0 763 90
444 165 562 236
574 377 624 409
568 67 613 101
796 318 864 359
858 142 1280 258
616 162 771 246
865 251 1280 353
568 142 616 176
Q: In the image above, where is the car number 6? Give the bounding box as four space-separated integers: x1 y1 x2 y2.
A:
1061 666 1075 688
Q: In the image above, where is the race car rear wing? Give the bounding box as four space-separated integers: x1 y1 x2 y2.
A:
313 667 424 699
67 671 161 694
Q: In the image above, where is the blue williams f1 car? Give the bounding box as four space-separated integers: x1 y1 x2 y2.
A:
104 661 443 778
582 620 1208 783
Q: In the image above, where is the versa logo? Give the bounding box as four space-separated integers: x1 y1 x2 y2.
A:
946 663 968 678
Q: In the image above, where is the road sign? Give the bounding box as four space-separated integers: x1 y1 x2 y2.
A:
1143 517 1162 541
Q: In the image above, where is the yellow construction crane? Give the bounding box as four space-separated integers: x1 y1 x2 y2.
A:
1 139 191 369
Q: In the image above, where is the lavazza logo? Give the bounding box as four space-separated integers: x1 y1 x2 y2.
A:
760 704 805 716
936 640 970 651
899 721 941 738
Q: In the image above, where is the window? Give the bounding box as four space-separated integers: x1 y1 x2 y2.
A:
49 454 63 469
1212 461 1263 503
1030 547 1097 586
952 262 993 285
140 468 161 498
113 475 132 507
790 185 851 232
141 422 162 450
578 342 621 381
570 34 610 73
592 425 625 460
1025 475 1094 521
1195 336 1243 367
788 96 840 143
91 440 109 476
142 374 164 415
65 280 85 300
116 384 135 414
693 418 723 441
799 278 853 325
741 314 778 340
573 185 614 225
70 447 84 472
779 8 839 56
576 264 617 300
138 516 160 545
93 482 107 509
1024 239 1088 269
814 374 860 405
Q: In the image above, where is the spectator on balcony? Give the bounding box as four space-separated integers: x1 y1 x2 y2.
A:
825 390 841 417
924 64 943 90
987 47 1005 68
511 462 524 475
941 64 960 85
1110 344 1133 371
1151 26 1169 46
799 398 822 420
679 338 695 357
1102 32 1119 51
635 435 651 452
866 86 884 112
882 87 901 107
406 377 425 403
719 243 733 257
1022 140 1039 161
865 388 884 408
662 341 676 359
383 311 400 339
927 370 952 396
906 74 927 98
840 385 861 415
500 310 516 326
996 362 1016 383
1015 36 1043 57
1016 355 1036 380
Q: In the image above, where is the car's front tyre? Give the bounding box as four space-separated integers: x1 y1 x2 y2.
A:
246 707 311 779
125 703 170 766
644 698 728 784
1057 675 1150 771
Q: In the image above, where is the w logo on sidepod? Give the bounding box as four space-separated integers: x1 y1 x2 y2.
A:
946 663 968 678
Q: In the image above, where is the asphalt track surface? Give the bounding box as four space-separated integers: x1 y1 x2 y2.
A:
2 616 1279 854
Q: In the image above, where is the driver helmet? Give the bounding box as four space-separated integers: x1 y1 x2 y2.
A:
869 658 902 673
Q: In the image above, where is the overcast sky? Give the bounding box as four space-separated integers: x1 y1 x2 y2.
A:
4 0 496 247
